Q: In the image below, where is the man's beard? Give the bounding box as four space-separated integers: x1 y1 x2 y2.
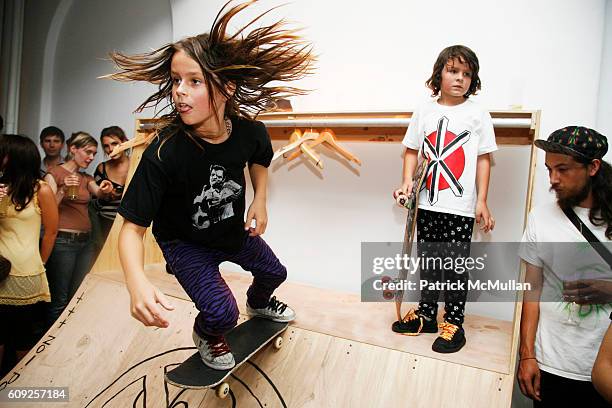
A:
552 178 592 210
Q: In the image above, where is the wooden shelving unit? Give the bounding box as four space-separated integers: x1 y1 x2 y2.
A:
259 109 539 145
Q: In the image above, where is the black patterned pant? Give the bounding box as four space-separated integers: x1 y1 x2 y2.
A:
416 209 474 326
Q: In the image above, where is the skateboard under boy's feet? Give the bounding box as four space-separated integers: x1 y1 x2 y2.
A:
165 317 288 398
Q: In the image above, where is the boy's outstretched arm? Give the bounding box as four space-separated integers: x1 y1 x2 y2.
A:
475 153 495 232
397 148 419 196
119 220 174 328
245 163 268 236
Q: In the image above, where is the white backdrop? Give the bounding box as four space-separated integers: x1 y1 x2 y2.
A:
598 0 612 150
17 3 611 406
170 0 607 315
19 0 609 319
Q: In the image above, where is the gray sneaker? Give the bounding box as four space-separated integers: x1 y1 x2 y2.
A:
246 296 296 322
192 330 236 370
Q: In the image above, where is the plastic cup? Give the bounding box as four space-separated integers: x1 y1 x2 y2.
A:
0 184 9 217
66 184 79 201
0 196 9 217
66 175 80 201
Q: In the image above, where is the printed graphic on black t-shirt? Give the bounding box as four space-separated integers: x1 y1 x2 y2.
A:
118 117 273 253
192 164 243 229
422 116 471 205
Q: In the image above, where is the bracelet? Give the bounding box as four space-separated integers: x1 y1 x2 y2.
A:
519 357 537 361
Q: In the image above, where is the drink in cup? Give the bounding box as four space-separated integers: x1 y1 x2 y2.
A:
0 184 9 217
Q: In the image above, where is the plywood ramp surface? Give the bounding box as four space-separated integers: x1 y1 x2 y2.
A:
0 273 512 408
97 263 513 374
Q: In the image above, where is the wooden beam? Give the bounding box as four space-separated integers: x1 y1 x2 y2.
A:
259 110 537 146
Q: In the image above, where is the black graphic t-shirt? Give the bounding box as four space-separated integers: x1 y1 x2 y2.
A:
118 117 273 253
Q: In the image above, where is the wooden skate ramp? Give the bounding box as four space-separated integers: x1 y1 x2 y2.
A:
0 117 527 407
0 263 514 407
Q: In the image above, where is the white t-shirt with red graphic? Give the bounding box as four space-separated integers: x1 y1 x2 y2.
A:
402 99 498 218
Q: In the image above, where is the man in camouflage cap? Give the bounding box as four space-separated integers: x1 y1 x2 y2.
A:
518 126 611 406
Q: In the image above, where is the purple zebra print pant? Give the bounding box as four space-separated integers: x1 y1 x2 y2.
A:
158 235 287 336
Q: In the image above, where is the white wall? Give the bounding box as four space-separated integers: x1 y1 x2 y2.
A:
18 3 609 406
52 0 172 165
19 0 63 139
19 0 172 165
20 1 607 321
172 0 607 317
598 0 612 164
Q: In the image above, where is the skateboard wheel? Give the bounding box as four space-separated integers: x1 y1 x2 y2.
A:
383 290 394 300
216 383 230 399
381 275 391 283
274 336 283 349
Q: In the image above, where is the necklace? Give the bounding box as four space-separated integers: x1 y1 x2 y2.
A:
225 117 232 137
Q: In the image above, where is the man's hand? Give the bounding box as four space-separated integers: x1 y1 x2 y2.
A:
563 279 612 304
517 358 541 402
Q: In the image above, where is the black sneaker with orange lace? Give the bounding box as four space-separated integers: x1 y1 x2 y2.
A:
432 322 466 353
391 309 438 335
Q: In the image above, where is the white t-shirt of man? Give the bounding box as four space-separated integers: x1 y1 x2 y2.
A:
402 99 498 218
520 202 612 381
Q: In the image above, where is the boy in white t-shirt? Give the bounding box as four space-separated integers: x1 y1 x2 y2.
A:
393 45 497 353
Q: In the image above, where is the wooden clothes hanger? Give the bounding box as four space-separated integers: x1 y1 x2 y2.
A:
287 129 361 165
272 130 319 161
288 129 323 169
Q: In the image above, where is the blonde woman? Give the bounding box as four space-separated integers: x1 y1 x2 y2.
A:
43 132 113 325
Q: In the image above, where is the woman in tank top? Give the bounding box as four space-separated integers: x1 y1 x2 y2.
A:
93 126 129 241
0 134 58 366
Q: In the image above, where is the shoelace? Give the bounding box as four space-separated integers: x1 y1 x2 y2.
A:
399 309 424 336
267 296 288 314
438 322 459 341
205 335 231 357
402 308 419 322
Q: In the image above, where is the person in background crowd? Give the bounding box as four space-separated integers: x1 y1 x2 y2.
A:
39 126 66 175
43 132 113 326
0 134 58 368
93 125 129 243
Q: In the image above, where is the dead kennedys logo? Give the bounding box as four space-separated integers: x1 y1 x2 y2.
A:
422 116 470 205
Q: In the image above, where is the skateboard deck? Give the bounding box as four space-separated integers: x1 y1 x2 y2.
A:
394 158 428 322
165 317 288 392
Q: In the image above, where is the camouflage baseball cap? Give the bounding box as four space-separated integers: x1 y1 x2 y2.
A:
534 126 608 160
